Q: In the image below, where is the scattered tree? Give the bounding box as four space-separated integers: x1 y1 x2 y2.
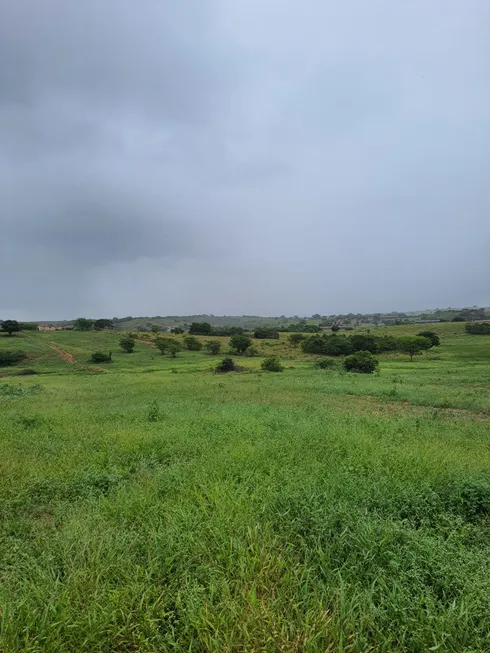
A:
230 333 252 354
74 317 94 331
154 337 174 354
343 351 379 374
171 327 185 334
150 324 161 334
254 328 279 339
350 334 379 353
204 340 221 355
314 357 336 369
90 351 112 363
1 320 20 336
93 319 114 331
397 336 432 361
417 331 440 346
465 323 490 335
167 342 181 358
331 324 340 333
189 322 212 335
288 333 306 347
183 335 203 351
119 335 135 353
261 356 284 372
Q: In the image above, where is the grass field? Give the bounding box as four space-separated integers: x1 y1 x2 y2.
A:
1 324 490 651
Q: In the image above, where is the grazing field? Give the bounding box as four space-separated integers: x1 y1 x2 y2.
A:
1 324 490 651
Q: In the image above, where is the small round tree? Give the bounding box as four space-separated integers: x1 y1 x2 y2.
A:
261 356 284 372
119 335 135 353
229 333 252 354
417 331 440 347
397 336 432 361
343 351 379 374
288 333 306 347
183 336 203 351
167 342 181 358
154 337 174 354
204 340 221 355
1 320 20 336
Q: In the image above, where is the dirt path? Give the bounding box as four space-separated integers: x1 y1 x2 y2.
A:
49 343 77 364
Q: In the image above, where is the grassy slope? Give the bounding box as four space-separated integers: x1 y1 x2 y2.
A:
1 325 490 651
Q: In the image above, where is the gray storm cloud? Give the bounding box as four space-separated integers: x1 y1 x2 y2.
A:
1 0 489 320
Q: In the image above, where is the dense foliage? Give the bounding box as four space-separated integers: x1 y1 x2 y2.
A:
254 328 279 339
261 356 284 372
183 336 203 351
204 340 221 355
119 335 135 353
89 351 112 363
1 320 20 336
0 350 26 366
189 322 213 335
343 351 379 373
466 322 490 335
230 333 252 354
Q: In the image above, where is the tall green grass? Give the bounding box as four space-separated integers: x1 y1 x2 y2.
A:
0 327 489 651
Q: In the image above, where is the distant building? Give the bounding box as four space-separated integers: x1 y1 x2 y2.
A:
37 324 61 331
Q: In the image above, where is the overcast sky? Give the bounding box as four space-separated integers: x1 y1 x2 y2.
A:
1 0 489 320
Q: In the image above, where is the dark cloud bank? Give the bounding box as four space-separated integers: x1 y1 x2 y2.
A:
1 0 489 320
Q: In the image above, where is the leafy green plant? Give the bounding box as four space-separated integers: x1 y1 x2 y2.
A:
204 340 221 355
261 356 284 372
343 351 379 373
0 350 26 367
89 351 112 363
119 335 135 353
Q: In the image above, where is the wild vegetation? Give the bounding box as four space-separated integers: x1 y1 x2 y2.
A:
0 321 489 651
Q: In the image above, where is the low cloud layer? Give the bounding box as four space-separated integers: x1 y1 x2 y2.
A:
1 0 489 320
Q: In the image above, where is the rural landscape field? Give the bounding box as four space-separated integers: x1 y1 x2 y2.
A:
1 322 490 652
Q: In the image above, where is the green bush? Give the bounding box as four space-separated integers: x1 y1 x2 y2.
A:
417 331 440 346
154 337 174 354
230 333 252 354
254 328 279 339
183 336 203 351
261 356 284 372
343 351 379 374
216 358 237 373
465 323 490 335
119 335 135 353
0 350 26 367
288 333 306 346
204 340 221 355
314 357 336 369
89 351 112 363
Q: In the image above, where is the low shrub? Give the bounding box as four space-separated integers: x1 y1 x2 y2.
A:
0 350 27 367
254 328 279 339
216 358 239 373
90 351 112 363
261 356 284 372
343 351 379 374
314 357 336 369
204 340 221 355
417 331 441 346
183 336 203 351
465 323 490 335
